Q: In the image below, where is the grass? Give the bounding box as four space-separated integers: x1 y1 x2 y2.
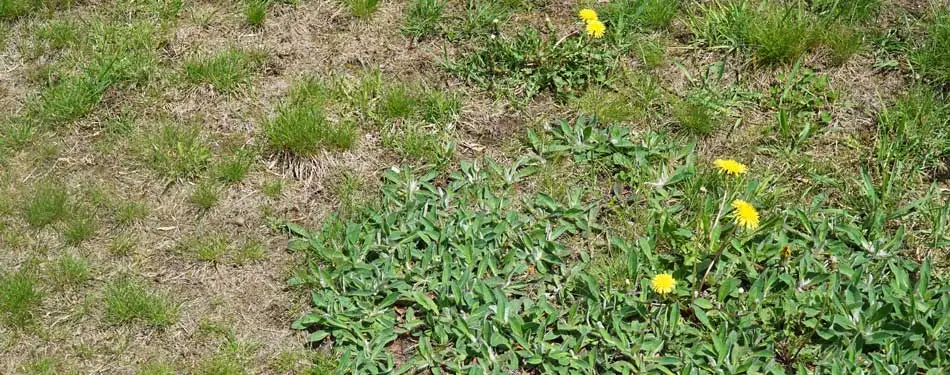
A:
235 238 266 264
216 149 255 184
265 77 358 154
63 214 98 245
190 180 220 211
344 0 379 18
692 1 823 65
913 11 950 85
104 277 177 327
139 123 212 179
186 234 230 263
49 253 90 289
261 179 283 198
2 0 949 372
0 270 42 326
108 234 136 256
23 180 69 228
114 200 148 225
244 0 268 27
672 97 718 135
402 0 444 39
184 48 263 92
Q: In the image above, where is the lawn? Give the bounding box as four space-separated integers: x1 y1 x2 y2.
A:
0 0 948 373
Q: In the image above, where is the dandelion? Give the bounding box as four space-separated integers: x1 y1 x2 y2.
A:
731 199 760 231
585 20 606 38
651 273 676 295
578 8 598 22
713 159 748 176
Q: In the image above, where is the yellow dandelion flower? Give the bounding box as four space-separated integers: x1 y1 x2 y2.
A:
585 20 605 38
731 199 760 231
578 8 598 22
713 159 748 176
651 273 676 295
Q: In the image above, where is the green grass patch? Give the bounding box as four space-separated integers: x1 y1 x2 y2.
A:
216 148 255 184
184 48 264 92
49 253 90 289
344 0 379 18
62 214 98 246
244 0 267 27
264 77 357 155
190 180 220 211
138 123 212 179
912 10 950 86
104 277 177 327
402 0 444 39
23 180 69 228
0 270 42 327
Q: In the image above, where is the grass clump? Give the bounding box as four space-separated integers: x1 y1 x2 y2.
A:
0 270 42 326
104 277 177 327
344 0 379 18
244 0 268 27
114 200 148 225
216 149 255 184
63 214 98 245
402 0 444 39
23 180 69 228
108 234 136 256
692 1 822 65
190 180 220 211
49 253 90 289
184 48 264 92
186 235 230 263
671 97 718 135
139 124 212 179
265 78 357 155
912 11 950 85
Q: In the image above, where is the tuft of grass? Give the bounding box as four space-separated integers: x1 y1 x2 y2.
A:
378 83 419 120
402 0 444 39
672 97 718 135
265 78 358 154
261 179 283 198
235 238 266 264
344 0 379 18
49 253 90 289
115 200 148 225
63 214 98 246
244 0 268 27
184 48 263 92
139 124 212 179
34 19 83 51
381 124 452 163
24 180 69 228
216 149 255 184
912 11 950 85
29 73 111 125
419 89 461 123
693 1 821 65
108 234 136 256
0 270 43 326
190 180 220 211
138 362 177 375
187 235 230 263
104 277 177 327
